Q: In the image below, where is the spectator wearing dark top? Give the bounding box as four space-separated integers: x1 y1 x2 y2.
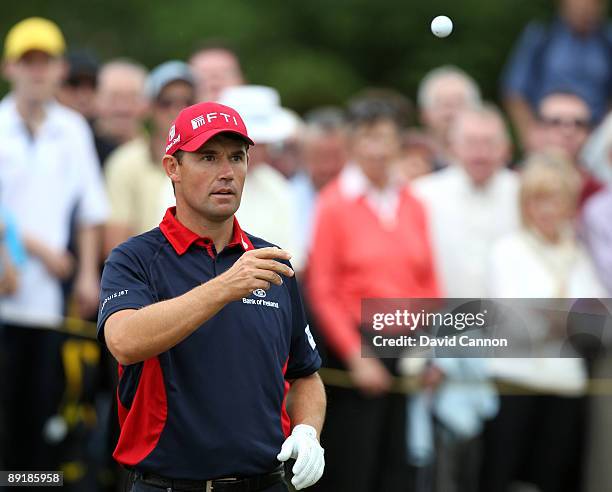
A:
57 50 121 167
57 50 99 121
502 0 612 151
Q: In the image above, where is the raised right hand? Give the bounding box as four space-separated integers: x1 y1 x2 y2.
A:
215 247 295 302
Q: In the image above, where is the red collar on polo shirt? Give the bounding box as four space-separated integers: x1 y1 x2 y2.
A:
159 207 254 256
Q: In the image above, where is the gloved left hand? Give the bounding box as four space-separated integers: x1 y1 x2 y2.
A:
277 424 325 490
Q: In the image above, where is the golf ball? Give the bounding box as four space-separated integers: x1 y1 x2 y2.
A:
431 15 453 38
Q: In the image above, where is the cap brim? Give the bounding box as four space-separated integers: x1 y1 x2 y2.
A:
9 45 63 61
179 129 255 152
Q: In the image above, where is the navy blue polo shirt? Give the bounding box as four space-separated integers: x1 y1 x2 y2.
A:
97 207 321 480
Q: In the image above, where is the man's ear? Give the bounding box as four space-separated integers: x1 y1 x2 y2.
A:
162 154 181 186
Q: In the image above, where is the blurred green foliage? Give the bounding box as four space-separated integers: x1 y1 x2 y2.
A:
0 0 554 115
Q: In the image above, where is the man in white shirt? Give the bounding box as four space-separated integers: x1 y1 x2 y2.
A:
0 17 108 470
412 105 520 298
410 105 519 491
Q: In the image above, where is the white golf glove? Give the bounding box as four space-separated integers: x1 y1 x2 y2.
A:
277 424 325 490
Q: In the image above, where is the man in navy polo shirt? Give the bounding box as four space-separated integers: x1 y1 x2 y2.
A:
97 101 326 491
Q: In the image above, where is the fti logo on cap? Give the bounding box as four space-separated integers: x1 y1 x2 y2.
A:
191 116 205 130
191 112 240 130
165 102 254 156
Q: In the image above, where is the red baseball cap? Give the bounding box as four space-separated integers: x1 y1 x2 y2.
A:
165 101 254 155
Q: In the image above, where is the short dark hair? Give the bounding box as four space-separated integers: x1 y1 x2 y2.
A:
173 149 185 163
346 89 412 130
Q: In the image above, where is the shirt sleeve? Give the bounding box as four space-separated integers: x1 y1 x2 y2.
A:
501 21 546 98
285 271 322 380
97 246 156 344
74 118 109 226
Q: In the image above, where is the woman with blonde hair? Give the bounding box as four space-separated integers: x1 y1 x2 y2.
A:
492 152 602 298
480 152 607 492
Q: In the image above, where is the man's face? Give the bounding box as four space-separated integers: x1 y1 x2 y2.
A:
451 113 509 186
422 75 476 143
95 66 147 142
538 94 591 162
57 75 97 119
562 0 605 33
303 131 347 190
524 186 573 240
169 134 248 222
350 119 401 186
190 50 243 102
4 50 65 103
152 81 194 138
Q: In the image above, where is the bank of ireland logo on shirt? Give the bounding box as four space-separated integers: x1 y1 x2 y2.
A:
253 288 267 298
191 115 206 130
242 289 279 308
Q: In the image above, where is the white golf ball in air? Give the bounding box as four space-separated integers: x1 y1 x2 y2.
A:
431 15 453 38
